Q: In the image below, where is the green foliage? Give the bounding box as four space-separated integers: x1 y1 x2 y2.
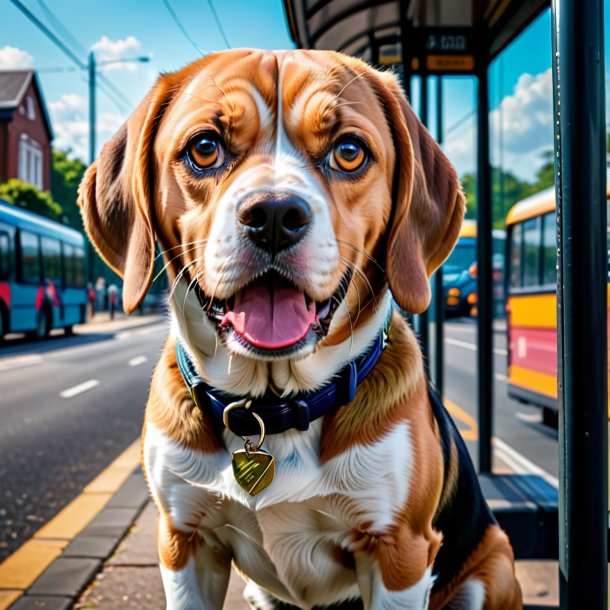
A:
51 149 88 231
462 151 556 229
0 178 63 221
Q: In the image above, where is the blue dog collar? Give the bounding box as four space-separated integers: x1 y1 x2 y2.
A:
176 311 393 437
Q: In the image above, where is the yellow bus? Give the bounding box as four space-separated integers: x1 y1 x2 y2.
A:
505 184 610 423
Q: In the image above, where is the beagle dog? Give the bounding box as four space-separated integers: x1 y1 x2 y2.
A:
79 49 522 610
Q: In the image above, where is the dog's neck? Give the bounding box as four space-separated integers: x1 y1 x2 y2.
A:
170 280 394 398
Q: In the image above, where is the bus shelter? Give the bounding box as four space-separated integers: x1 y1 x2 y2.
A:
283 1 607 608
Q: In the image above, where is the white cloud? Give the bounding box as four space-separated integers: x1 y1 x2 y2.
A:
0 46 34 70
91 35 149 72
49 93 125 162
490 69 553 156
443 68 554 182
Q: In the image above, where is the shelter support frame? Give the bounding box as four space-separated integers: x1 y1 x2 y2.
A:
551 0 608 607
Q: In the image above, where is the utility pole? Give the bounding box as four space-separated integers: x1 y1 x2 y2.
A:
88 51 96 166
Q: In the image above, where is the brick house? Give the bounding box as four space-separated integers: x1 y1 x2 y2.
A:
0 70 54 191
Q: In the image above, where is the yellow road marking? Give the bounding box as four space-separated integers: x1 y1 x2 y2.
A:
34 493 112 541
0 539 66 590
0 439 141 595
444 397 478 441
0 591 21 610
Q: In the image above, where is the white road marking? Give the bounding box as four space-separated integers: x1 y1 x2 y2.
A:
445 337 476 351
128 355 148 367
60 379 100 398
115 331 130 340
0 354 43 372
445 337 508 357
495 373 508 382
493 436 558 488
515 411 543 424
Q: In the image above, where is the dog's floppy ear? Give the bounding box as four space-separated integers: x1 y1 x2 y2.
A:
369 71 465 314
78 77 172 314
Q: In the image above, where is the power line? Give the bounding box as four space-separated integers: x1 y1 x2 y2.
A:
36 0 87 56
205 0 230 49
16 0 131 112
8 0 85 68
162 0 207 55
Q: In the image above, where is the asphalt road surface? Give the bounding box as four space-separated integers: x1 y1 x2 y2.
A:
0 317 167 560
0 314 558 562
440 318 558 481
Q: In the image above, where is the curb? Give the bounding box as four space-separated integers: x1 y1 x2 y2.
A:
0 443 148 610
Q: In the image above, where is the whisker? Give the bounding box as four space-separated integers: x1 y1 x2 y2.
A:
168 259 201 303
183 270 201 312
338 256 363 324
153 243 207 285
344 291 355 359
336 239 385 272
154 239 209 262
336 71 367 99
339 255 377 313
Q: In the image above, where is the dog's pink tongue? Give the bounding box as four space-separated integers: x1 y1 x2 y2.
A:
221 276 316 349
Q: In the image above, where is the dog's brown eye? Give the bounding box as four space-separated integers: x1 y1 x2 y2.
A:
187 132 224 170
330 137 367 173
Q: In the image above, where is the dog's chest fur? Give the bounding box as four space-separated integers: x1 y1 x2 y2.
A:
144 415 414 606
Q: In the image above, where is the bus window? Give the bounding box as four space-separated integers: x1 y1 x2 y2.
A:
20 231 41 283
542 212 557 286
74 247 85 288
0 232 10 280
523 217 541 287
510 224 523 288
63 243 74 286
41 237 62 285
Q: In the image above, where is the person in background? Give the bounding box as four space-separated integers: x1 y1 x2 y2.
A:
108 284 118 320
87 283 96 320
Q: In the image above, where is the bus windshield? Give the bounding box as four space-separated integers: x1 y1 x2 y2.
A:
444 240 476 275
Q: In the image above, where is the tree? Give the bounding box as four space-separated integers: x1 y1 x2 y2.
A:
51 150 87 231
461 152 558 229
0 179 63 221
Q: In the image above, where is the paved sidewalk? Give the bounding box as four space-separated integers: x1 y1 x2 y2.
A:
75 489 249 610
73 311 167 334
75 472 558 610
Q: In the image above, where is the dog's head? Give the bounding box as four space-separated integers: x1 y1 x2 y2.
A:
79 50 464 389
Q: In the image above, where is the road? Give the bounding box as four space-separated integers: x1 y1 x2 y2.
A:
0 317 166 561
0 314 558 563
441 318 558 480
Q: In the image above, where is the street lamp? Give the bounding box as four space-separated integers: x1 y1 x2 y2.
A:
88 52 150 165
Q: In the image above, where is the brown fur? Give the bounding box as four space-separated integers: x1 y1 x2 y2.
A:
78 49 521 609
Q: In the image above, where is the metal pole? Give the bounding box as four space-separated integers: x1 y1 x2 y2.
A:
551 0 608 607
476 66 493 474
87 51 96 284
418 74 430 368
434 75 444 396
88 51 96 166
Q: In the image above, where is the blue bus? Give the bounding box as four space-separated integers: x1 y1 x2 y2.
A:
0 199 87 340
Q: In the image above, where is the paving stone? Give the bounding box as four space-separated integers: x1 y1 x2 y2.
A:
11 597 72 610
75 566 165 610
106 472 149 510
29 558 101 597
79 507 139 538
109 503 157 566
63 536 119 559
74 565 248 610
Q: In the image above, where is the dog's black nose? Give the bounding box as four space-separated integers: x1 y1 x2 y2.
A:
237 193 312 254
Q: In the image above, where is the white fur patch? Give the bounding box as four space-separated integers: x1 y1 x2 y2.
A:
448 578 486 610
366 567 434 610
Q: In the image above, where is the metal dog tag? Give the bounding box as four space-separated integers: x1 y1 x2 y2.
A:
232 447 275 495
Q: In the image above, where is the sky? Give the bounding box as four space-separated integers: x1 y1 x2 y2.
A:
0 0 608 184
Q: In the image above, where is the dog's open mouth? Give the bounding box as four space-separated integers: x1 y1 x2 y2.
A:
197 270 352 354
